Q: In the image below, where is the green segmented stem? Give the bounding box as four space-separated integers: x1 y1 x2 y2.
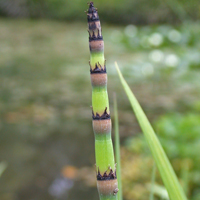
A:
87 2 118 199
92 87 109 115
90 52 105 69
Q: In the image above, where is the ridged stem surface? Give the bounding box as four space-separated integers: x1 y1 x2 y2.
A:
86 2 118 200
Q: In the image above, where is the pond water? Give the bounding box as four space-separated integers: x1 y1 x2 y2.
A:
0 19 200 200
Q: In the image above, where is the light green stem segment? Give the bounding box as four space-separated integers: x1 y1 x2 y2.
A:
90 52 105 69
95 135 115 172
92 87 109 114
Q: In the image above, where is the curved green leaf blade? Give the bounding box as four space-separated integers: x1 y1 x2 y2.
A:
115 62 187 200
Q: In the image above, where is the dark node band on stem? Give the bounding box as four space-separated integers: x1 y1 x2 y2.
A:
90 62 106 74
97 167 117 180
89 29 103 41
90 61 107 86
87 14 100 22
92 107 110 120
89 22 97 30
87 2 99 22
87 2 97 13
88 21 101 31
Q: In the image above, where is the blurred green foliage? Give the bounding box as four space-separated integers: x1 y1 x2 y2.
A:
124 111 200 200
155 113 200 199
156 113 200 161
0 0 199 24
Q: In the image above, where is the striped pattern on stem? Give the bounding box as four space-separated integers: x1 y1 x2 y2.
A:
86 2 118 199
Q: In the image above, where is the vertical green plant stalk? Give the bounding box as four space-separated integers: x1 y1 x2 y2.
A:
113 94 123 200
86 2 118 200
149 162 156 200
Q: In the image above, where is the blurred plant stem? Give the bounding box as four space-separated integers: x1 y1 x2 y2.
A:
150 162 156 200
114 93 123 200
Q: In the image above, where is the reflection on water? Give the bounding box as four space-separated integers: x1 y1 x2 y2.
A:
49 176 74 198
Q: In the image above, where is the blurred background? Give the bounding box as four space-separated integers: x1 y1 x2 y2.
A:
0 0 200 200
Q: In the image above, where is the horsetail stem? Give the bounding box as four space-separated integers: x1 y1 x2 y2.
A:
86 2 118 199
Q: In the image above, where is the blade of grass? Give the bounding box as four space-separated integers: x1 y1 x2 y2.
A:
150 162 156 200
113 93 123 200
115 62 187 200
